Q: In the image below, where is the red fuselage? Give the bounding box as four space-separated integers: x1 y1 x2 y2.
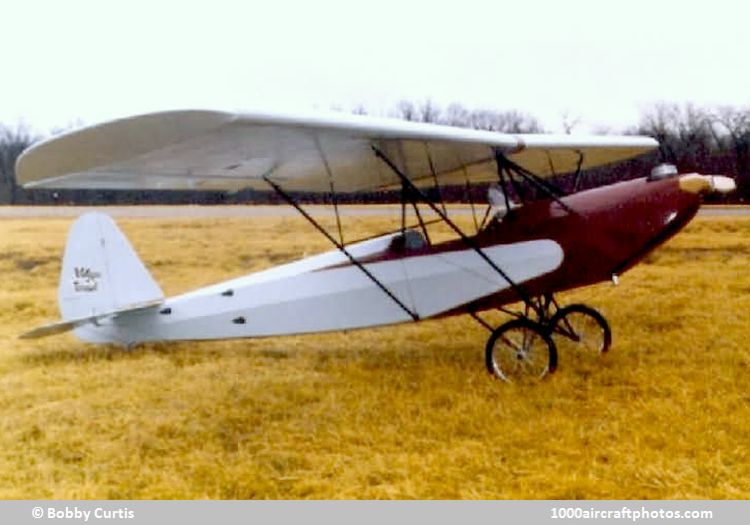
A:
344 175 701 315
474 176 700 307
384 175 700 313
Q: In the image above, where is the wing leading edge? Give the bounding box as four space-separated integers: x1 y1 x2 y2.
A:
17 109 658 193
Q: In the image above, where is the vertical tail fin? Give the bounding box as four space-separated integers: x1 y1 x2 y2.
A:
59 212 164 321
20 212 163 341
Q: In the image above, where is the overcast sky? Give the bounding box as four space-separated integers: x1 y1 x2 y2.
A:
2 0 749 134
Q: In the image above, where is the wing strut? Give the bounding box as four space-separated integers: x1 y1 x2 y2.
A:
314 136 345 245
424 142 447 215
262 175 420 322
371 145 536 312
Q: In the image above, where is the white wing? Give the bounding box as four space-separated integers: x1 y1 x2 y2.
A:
16 109 658 193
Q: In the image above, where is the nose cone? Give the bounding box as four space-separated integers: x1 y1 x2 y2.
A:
679 173 736 194
711 175 737 193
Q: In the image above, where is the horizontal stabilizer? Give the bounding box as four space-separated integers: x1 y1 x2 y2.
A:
19 299 163 340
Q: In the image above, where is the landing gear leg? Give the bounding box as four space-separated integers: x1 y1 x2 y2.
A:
480 295 611 381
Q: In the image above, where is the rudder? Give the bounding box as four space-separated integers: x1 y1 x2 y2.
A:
59 212 164 323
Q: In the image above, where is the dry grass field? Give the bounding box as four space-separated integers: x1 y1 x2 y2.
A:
1 208 750 499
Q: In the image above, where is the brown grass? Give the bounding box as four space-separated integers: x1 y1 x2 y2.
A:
1 209 750 499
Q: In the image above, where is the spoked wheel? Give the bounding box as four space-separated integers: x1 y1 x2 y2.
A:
548 304 611 356
485 319 558 383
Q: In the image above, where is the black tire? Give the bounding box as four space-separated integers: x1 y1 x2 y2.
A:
485 318 558 383
548 303 611 355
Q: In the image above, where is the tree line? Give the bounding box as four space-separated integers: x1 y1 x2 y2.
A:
1 101 749 205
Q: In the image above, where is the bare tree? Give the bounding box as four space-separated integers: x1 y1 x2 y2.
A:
560 110 582 134
710 105 750 191
391 101 544 133
467 109 499 131
636 103 713 171
636 103 679 161
417 99 441 123
0 124 38 204
442 103 471 127
467 108 543 133
436 104 544 133
674 104 713 171
393 100 419 121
